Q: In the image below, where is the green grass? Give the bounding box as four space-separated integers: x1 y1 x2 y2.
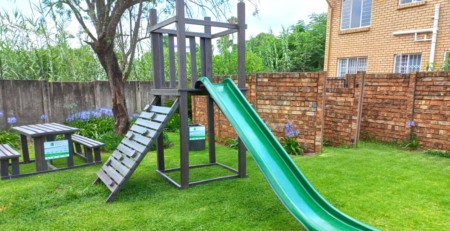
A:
1 135 450 230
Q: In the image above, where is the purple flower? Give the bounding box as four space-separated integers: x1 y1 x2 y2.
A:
41 114 48 120
0 111 3 117
406 121 416 127
7 117 17 124
129 116 133 121
133 113 140 119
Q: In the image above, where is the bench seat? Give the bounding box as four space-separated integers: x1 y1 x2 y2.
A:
0 144 21 179
72 135 104 164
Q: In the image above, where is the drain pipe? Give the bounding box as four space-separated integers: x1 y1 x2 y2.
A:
429 4 440 66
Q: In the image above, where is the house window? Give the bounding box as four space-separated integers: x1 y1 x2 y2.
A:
341 0 373 30
399 0 425 5
337 57 368 77
394 54 422 73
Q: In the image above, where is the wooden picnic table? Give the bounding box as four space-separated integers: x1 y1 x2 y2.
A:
11 123 80 172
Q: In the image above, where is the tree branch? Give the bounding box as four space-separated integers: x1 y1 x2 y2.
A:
61 1 97 41
124 0 143 81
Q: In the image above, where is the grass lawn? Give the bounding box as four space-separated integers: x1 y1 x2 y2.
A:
1 133 450 230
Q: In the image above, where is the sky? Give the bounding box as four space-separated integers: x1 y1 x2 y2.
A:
2 0 328 40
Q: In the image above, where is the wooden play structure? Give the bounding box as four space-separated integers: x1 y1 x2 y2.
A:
94 0 247 203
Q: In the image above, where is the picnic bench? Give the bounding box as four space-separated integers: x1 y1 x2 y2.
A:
0 144 21 179
72 134 104 164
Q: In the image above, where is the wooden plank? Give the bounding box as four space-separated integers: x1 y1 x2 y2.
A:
117 144 135 158
130 125 156 137
158 33 165 87
129 132 151 145
139 112 166 122
117 152 136 169
2 144 20 156
176 0 188 88
135 118 162 130
200 38 206 77
237 2 246 88
154 29 212 38
190 37 198 86
211 29 238 39
147 16 177 33
102 165 124 184
107 157 130 176
168 35 177 88
179 91 190 189
97 170 117 192
121 138 146 153
204 17 213 80
20 125 46 134
11 126 36 136
207 97 216 163
77 135 104 146
185 18 238 29
20 135 30 163
151 89 180 96
150 9 163 90
150 105 171 114
28 124 57 132
45 123 75 131
72 136 98 147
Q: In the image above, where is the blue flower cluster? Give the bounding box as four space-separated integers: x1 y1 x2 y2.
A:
41 114 48 120
285 123 299 138
66 107 114 122
8 117 17 124
406 121 416 127
129 113 140 121
0 111 3 117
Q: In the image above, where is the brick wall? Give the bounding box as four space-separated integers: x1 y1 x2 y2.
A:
192 72 326 153
324 87 358 146
360 73 411 142
414 72 450 150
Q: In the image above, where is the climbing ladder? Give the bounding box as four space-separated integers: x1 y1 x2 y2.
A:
93 97 179 203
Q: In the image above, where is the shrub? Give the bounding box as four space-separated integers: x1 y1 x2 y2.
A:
280 123 305 156
150 132 172 151
98 131 125 152
224 137 239 150
400 121 422 151
424 149 450 158
0 128 20 149
165 114 180 132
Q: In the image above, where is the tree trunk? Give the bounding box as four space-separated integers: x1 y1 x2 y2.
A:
92 39 130 136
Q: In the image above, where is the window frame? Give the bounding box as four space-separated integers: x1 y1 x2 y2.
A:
337 57 368 77
340 0 373 30
393 54 422 73
399 0 426 6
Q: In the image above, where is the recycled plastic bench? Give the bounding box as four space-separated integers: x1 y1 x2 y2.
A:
0 144 21 180
72 134 104 164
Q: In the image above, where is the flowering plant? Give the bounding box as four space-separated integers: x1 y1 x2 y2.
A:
401 121 422 150
41 114 48 120
0 114 20 148
280 123 304 156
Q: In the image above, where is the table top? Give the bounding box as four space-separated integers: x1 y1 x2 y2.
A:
11 123 80 138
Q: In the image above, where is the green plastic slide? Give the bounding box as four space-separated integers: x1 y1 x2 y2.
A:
197 77 380 231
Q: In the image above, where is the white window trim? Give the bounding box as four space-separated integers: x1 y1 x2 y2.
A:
393 54 422 73
340 0 372 31
399 0 426 6
337 57 368 77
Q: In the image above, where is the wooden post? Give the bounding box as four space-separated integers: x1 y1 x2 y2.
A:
204 17 213 80
34 137 47 172
237 2 246 178
168 35 177 88
150 9 163 89
158 34 166 87
190 37 198 86
200 38 206 77
176 0 189 189
20 135 30 163
65 133 74 167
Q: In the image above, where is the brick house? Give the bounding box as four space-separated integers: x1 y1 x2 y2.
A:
324 0 450 77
